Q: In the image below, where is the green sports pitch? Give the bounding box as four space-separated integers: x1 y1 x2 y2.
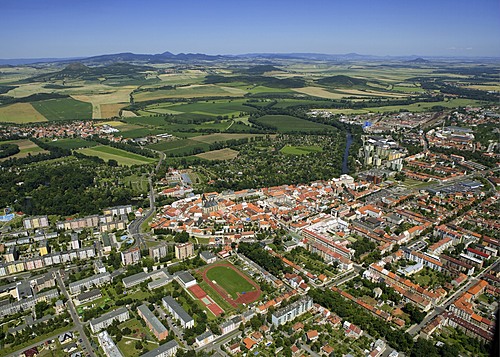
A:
205 265 256 300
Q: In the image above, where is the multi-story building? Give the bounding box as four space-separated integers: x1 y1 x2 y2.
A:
89 307 130 333
271 297 313 326
23 215 49 230
98 331 123 357
149 243 167 262
4 247 19 262
122 272 150 289
71 234 81 250
121 247 141 266
140 340 178 357
175 243 194 260
0 289 59 318
103 205 133 217
137 304 168 341
68 272 111 295
162 296 194 328
75 289 102 306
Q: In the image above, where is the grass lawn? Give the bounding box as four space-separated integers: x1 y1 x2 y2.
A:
77 145 156 166
31 97 92 121
205 265 256 299
280 145 323 155
412 268 451 288
117 318 159 357
197 280 235 315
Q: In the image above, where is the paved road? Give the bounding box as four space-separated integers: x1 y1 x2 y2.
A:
129 175 155 250
55 270 96 357
408 259 500 336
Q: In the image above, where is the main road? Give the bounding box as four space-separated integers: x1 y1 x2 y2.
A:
407 259 500 336
55 270 96 356
129 150 164 249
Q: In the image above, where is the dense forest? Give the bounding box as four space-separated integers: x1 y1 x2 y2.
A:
0 158 133 216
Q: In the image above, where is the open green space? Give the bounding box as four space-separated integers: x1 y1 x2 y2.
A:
280 145 323 155
77 145 156 165
31 97 92 120
117 318 158 357
205 265 256 299
255 114 335 133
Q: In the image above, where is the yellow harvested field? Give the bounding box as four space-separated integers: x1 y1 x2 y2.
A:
72 87 133 119
467 84 500 91
100 103 127 118
121 110 137 117
195 148 239 161
6 83 52 98
0 103 48 123
95 120 128 127
292 87 349 99
336 89 408 97
71 87 133 105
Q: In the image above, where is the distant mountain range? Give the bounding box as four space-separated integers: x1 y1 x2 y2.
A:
0 51 498 66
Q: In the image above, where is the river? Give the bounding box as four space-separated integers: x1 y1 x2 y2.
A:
342 133 353 174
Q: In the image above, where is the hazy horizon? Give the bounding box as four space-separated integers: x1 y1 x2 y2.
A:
2 0 500 58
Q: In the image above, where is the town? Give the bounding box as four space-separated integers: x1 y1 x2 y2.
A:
0 103 498 357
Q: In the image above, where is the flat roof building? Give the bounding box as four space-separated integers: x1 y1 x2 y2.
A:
162 296 194 329
137 304 168 341
89 307 129 333
140 340 178 357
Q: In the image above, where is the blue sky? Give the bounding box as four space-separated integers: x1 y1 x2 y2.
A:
1 0 499 58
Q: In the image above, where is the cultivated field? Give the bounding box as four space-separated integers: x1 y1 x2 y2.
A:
31 98 92 121
319 98 485 115
145 99 256 116
191 133 262 144
0 102 48 123
255 115 335 133
195 148 239 160
148 138 210 155
292 86 349 99
134 84 246 101
0 139 47 160
77 145 156 166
